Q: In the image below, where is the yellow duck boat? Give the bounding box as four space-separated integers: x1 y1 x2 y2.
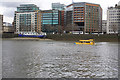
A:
74 39 95 45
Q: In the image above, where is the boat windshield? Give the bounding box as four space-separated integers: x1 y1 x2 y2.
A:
79 41 91 43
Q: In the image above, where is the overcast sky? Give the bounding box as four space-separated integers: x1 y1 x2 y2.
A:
0 0 119 24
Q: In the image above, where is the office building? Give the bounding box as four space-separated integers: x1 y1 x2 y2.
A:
65 2 102 33
41 10 59 33
59 10 65 30
102 20 107 34
107 2 120 34
0 14 3 34
52 3 65 10
65 11 73 26
14 4 42 34
41 3 66 33
52 3 65 32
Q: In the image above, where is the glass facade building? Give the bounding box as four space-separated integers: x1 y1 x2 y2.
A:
42 10 58 25
52 3 65 10
17 4 39 12
52 3 65 31
41 10 59 32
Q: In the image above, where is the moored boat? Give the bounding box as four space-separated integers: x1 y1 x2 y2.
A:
18 32 46 38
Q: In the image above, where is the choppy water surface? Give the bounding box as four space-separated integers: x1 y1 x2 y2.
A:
2 40 118 78
0 38 2 79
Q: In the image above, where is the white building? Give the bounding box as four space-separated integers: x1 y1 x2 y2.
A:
107 2 120 34
15 12 37 34
3 22 12 27
118 1 120 5
14 4 41 34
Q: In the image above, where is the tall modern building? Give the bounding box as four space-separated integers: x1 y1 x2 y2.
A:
0 14 3 34
41 10 59 33
65 2 102 33
59 10 65 30
14 4 42 34
65 11 73 26
52 3 65 31
52 3 65 10
41 3 65 33
107 2 120 34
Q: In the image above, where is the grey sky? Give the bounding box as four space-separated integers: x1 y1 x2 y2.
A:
0 0 119 23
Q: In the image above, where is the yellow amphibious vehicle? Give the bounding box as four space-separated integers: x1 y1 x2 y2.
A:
74 39 95 45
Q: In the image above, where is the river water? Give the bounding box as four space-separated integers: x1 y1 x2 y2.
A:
2 39 118 78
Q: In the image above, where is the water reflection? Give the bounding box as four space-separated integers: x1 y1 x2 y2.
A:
2 40 118 78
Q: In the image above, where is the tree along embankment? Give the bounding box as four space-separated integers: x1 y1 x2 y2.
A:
46 34 119 42
2 32 18 38
2 33 119 42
